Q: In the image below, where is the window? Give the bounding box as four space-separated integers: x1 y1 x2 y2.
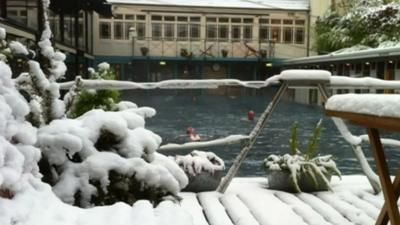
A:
190 17 200 22
136 23 146 40
125 14 134 20
243 25 252 41
219 17 229 23
177 17 188 22
295 20 305 25
165 16 175 21
114 22 124 40
177 24 188 40
243 18 253 23
152 15 162 21
137 15 146 20
283 19 293 25
152 23 162 40
206 17 217 22
259 18 269 24
164 23 174 40
259 26 269 42
114 14 123 19
271 27 281 42
231 18 241 23
207 24 217 40
100 22 111 39
231 25 241 41
124 22 135 39
219 25 228 41
190 24 200 40
283 27 293 43
271 19 281 24
295 28 304 44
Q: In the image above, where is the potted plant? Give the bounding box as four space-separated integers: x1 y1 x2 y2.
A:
180 48 193 59
262 119 341 193
221 49 228 57
259 49 267 58
140 47 148 56
175 150 225 192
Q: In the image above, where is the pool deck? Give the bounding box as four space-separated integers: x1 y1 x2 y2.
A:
180 175 386 225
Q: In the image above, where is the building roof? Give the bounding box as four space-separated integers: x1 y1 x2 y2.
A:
107 0 309 11
282 46 400 65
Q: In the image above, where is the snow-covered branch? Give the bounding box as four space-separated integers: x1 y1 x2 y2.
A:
159 135 249 151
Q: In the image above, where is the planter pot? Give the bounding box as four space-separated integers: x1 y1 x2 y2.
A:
182 170 223 192
267 170 331 193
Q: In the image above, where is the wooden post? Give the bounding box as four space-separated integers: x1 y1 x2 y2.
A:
368 128 400 225
217 82 288 193
376 170 400 225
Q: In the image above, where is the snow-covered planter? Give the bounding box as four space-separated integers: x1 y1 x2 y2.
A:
175 150 224 192
263 120 341 193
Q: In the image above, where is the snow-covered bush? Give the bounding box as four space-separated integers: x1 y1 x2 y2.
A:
37 107 188 207
0 55 41 198
263 120 341 193
65 63 121 118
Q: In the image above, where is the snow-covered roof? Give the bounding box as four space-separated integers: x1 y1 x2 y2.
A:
282 46 400 65
107 0 309 11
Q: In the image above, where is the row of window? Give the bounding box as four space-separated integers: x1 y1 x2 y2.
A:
100 22 305 43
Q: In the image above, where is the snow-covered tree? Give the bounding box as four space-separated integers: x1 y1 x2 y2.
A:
315 0 400 53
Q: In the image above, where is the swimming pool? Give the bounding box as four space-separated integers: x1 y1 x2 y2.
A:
124 91 400 176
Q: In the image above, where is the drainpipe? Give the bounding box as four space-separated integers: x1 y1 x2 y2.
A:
306 8 311 57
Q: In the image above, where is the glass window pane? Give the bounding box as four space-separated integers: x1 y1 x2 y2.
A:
137 23 146 40
190 17 200 22
243 25 252 40
207 24 217 40
164 23 175 40
259 18 269 24
271 19 281 24
152 15 162 21
219 17 229 23
283 27 293 43
100 22 111 39
177 24 188 40
259 26 269 42
125 22 135 39
218 25 228 41
114 22 124 39
177 16 188 22
295 28 304 44
114 14 123 19
164 16 175 21
125 14 134 20
152 23 162 40
271 27 281 42
137 15 146 20
231 18 241 23
190 24 200 40
295 20 305 25
231 25 241 41
243 18 253 23
283 19 293 25
206 17 217 22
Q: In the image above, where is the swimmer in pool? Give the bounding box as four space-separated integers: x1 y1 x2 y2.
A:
187 127 201 141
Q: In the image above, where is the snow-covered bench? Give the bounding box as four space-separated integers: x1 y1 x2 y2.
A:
325 94 400 225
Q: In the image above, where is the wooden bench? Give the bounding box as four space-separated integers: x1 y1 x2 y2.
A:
325 109 400 225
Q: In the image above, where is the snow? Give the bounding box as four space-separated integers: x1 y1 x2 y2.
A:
159 134 249 151
175 150 224 177
107 0 309 10
326 94 400 118
9 41 29 56
0 27 5 40
98 62 110 71
279 70 331 81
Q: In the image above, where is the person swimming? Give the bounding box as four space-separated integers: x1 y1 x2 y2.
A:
186 127 201 141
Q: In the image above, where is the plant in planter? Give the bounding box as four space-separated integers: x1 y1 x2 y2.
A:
221 49 228 57
175 150 225 192
259 49 267 58
180 48 193 59
140 47 149 56
262 119 341 193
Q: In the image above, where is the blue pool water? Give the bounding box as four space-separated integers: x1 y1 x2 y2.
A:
124 91 400 177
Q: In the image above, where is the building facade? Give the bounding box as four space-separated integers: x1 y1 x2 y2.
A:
93 0 331 85
0 0 111 80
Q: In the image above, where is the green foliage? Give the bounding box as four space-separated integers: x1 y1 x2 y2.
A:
67 63 121 118
305 119 323 160
289 121 299 155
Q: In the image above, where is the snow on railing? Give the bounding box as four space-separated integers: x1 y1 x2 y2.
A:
158 135 249 151
58 75 400 90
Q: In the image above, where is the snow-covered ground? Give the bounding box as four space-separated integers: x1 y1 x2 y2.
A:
181 175 384 225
